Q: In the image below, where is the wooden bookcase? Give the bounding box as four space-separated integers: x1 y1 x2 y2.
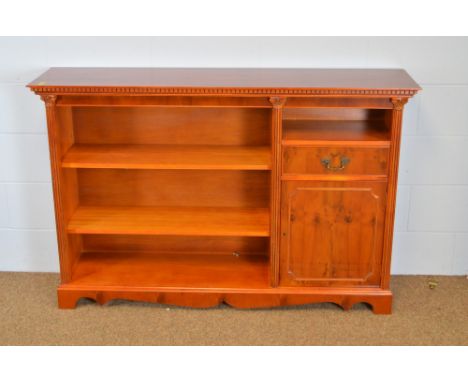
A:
28 68 420 314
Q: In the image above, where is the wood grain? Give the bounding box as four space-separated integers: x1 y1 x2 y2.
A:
269 97 286 286
29 68 421 96
282 120 390 146
57 285 393 314
43 101 82 282
82 235 268 256
63 144 271 170
56 95 272 108
381 98 408 289
280 181 386 287
72 107 270 146
77 169 270 208
282 146 389 176
283 108 387 121
68 206 270 237
284 97 393 109
68 251 270 289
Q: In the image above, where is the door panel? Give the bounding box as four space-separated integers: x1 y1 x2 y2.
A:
280 181 386 287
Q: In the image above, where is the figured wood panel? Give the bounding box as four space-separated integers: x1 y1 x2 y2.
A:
72 107 271 146
77 169 270 208
280 181 386 286
282 120 390 146
69 252 269 289
283 146 389 176
62 144 271 170
83 235 269 256
68 206 270 237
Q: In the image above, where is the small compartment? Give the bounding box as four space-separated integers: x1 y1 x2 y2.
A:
282 108 391 145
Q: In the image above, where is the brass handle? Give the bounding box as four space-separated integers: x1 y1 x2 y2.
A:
321 156 350 171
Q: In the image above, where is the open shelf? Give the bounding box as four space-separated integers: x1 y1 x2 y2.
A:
67 206 270 237
62 144 271 170
282 120 391 146
67 251 269 289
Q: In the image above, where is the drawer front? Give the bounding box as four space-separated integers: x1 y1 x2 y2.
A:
283 146 389 176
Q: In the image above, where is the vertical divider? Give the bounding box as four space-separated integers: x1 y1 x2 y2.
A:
381 97 408 289
269 97 287 287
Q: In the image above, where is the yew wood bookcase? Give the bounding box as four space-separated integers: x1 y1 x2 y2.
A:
28 68 420 314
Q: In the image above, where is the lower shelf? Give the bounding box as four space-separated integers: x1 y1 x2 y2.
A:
59 251 393 314
69 251 270 289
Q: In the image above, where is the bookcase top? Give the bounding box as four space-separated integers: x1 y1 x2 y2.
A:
28 68 420 97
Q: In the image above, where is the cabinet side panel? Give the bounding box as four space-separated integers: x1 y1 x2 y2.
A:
45 101 81 282
381 99 407 289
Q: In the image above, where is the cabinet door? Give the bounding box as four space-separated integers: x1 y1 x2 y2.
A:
280 181 387 287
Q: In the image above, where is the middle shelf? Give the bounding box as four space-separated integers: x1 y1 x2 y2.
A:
62 144 271 170
67 206 270 237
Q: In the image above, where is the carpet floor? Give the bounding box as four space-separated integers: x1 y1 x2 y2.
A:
0 273 466 345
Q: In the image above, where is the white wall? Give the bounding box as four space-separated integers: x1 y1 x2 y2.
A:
0 37 467 275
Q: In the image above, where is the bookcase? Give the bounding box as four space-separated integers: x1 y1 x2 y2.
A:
29 68 420 314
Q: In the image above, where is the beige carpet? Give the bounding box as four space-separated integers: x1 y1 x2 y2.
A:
0 272 466 345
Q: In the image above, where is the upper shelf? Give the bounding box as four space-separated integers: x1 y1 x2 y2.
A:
282 120 391 147
62 144 271 171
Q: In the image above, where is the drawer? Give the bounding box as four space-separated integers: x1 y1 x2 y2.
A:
282 146 389 176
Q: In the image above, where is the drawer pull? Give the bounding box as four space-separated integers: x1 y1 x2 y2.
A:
321 156 350 171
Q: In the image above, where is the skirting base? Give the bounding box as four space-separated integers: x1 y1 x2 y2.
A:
57 286 393 314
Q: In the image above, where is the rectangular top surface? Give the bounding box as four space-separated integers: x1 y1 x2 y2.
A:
29 68 420 91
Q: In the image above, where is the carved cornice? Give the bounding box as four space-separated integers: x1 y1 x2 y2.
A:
391 97 408 110
29 86 419 97
269 96 287 108
40 94 58 105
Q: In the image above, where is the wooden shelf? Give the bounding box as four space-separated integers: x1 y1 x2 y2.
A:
67 206 270 237
67 251 269 289
282 120 391 146
62 144 271 170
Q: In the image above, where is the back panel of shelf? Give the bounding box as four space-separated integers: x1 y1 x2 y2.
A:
72 106 271 146
282 107 392 145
